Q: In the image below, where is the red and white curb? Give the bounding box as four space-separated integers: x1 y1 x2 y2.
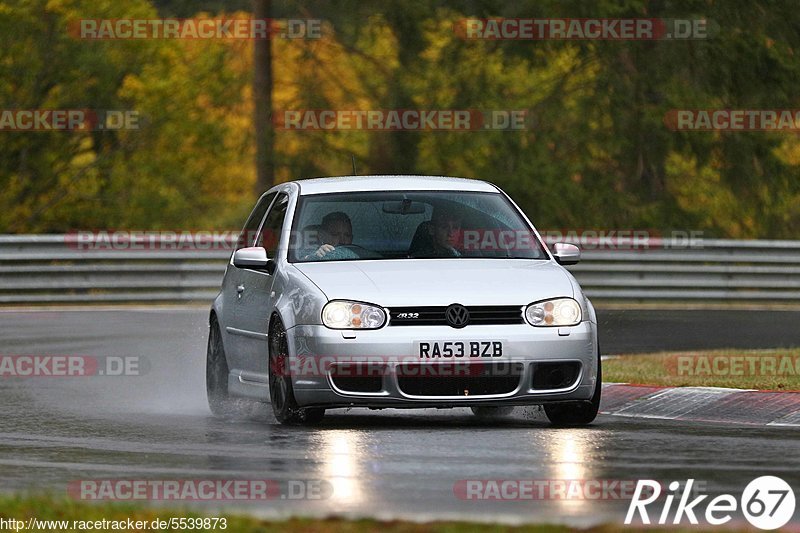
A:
601 384 800 426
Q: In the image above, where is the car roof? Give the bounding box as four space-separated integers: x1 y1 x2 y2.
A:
291 175 498 195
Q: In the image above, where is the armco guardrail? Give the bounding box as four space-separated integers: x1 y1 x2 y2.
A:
1 235 800 304
0 234 228 304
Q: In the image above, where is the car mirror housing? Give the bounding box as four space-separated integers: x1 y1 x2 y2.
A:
232 247 274 273
552 242 581 265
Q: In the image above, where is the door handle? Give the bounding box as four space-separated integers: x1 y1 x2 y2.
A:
236 284 245 298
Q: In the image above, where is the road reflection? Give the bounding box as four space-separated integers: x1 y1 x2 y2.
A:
318 430 365 509
545 428 609 512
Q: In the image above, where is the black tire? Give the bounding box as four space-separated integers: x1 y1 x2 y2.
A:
470 406 515 418
268 316 325 425
544 349 602 427
206 316 237 416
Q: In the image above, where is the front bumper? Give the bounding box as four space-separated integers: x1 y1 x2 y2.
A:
287 321 598 409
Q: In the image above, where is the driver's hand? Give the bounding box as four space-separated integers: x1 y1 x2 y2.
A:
314 244 335 258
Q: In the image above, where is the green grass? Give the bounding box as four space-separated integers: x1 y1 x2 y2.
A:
604 349 800 390
2 493 561 533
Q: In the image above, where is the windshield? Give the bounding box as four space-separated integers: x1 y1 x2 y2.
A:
288 191 548 262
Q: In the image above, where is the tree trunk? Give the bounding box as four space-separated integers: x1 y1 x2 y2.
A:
253 0 274 195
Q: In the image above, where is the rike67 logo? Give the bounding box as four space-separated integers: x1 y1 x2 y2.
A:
626 477 796 530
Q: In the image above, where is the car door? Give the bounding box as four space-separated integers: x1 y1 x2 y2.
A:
233 192 289 384
223 192 275 374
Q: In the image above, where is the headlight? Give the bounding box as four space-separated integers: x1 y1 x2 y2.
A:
525 298 581 327
322 300 386 329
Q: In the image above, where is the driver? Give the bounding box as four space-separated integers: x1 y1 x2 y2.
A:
302 211 359 261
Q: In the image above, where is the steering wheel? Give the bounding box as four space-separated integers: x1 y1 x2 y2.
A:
339 244 368 251
338 243 382 259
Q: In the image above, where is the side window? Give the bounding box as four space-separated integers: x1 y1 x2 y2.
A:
258 193 289 258
236 193 275 250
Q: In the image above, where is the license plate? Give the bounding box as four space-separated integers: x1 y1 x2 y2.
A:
417 341 503 358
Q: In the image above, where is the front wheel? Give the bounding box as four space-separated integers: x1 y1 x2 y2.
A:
268 317 325 425
543 349 601 427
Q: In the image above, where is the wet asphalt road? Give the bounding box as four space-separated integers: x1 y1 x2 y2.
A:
600 307 800 353
0 308 798 527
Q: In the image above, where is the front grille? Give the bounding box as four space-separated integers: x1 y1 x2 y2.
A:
396 362 524 397
389 305 524 326
329 363 385 393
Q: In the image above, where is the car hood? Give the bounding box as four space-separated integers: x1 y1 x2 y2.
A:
292 259 574 307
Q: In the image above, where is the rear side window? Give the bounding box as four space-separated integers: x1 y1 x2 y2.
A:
236 192 275 250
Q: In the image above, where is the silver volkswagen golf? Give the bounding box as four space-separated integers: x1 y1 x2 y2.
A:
207 176 600 426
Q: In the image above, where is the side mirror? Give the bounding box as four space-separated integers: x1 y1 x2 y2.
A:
233 247 275 273
552 242 580 265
